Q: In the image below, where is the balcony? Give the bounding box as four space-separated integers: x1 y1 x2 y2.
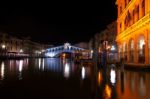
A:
116 12 150 42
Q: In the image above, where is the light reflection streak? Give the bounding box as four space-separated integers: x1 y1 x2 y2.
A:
39 58 41 69
18 60 23 80
110 69 116 85
104 84 112 99
19 60 23 72
81 67 85 79
64 63 70 79
98 71 102 86
42 58 45 70
1 62 5 80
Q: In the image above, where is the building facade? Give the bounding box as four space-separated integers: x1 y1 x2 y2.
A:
88 21 117 63
116 0 150 64
0 33 52 58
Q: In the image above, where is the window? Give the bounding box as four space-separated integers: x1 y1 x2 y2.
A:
120 23 122 32
125 0 127 8
120 6 122 14
141 0 145 17
136 5 139 20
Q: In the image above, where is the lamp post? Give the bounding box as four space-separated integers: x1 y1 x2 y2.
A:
103 41 108 67
1 44 6 57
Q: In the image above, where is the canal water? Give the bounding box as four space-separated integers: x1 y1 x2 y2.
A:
0 58 150 99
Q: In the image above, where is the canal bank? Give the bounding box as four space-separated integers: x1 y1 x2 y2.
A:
124 63 150 71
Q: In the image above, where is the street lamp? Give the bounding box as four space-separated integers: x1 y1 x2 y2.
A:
20 49 23 53
111 45 116 51
2 44 6 49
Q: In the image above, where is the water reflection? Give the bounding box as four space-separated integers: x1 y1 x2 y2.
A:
104 84 112 99
97 70 102 86
0 59 28 80
0 58 150 99
117 70 150 99
64 62 70 79
81 67 85 79
120 71 124 94
45 58 62 72
0 62 5 80
39 58 41 69
18 60 23 80
110 69 116 86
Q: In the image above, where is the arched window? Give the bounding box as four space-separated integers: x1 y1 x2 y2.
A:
136 5 139 21
129 39 134 62
141 0 145 17
138 35 145 63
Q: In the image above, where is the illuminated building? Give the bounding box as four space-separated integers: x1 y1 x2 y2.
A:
116 0 150 64
0 33 52 57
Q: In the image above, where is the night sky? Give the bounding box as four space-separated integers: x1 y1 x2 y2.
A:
0 1 117 45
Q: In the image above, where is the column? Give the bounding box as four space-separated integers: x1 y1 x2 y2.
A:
146 0 150 13
139 0 142 18
145 30 149 64
127 40 130 62
134 35 138 63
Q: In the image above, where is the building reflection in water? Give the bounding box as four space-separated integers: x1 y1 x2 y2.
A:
139 74 146 97
120 70 124 94
117 70 150 99
1 59 28 80
0 62 5 80
45 58 62 72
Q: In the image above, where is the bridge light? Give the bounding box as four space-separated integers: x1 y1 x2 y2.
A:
45 53 55 57
63 53 66 58
91 50 93 53
41 49 45 52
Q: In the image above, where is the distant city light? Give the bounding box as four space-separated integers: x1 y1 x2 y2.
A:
2 45 6 49
41 49 45 52
107 45 111 50
111 45 116 51
20 49 23 53
45 53 55 57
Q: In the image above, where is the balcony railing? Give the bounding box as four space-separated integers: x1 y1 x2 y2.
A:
117 12 150 41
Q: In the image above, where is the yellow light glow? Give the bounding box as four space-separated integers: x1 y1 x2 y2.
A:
97 71 102 86
104 85 112 99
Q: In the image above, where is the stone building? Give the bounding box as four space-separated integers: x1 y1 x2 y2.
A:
0 33 52 57
116 0 150 64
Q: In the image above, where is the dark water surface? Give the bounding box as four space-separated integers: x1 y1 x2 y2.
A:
0 58 150 99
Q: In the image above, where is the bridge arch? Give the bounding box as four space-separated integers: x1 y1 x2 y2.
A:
45 43 85 57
